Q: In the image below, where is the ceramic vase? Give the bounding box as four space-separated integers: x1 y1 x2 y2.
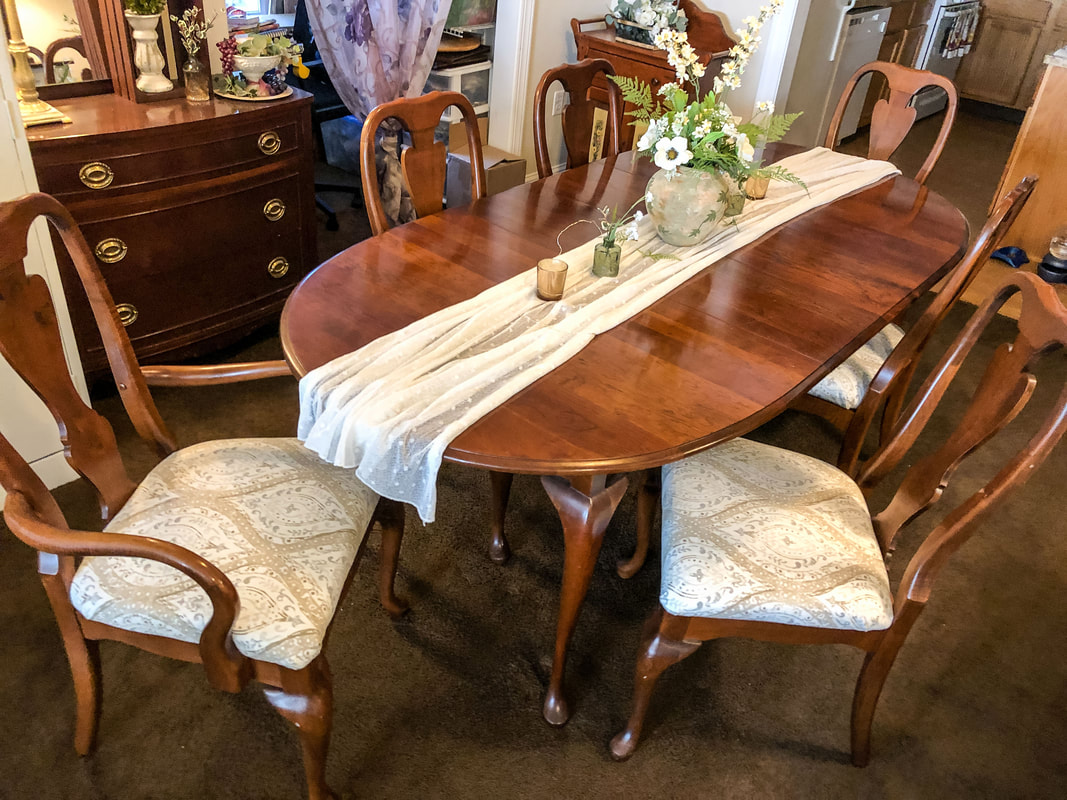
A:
125 13 173 93
183 58 210 102
592 241 622 277
644 166 731 246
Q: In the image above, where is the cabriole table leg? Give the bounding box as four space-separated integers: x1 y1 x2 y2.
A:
540 473 629 726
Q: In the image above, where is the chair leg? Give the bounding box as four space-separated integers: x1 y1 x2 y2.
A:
375 498 408 618
850 625 912 767
264 661 337 800
609 607 700 761
41 574 101 756
488 471 514 565
617 468 660 579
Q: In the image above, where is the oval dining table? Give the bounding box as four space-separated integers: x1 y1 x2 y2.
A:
280 146 968 727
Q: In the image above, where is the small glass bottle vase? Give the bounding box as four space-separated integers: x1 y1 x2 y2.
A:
592 241 621 277
183 57 210 102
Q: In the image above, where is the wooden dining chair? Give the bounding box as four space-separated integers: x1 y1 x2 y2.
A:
826 61 958 185
533 58 623 179
610 269 1067 764
359 90 487 237
360 90 515 563
44 35 93 82
616 175 1037 582
0 193 408 800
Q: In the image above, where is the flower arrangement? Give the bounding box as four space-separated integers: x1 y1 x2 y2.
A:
170 8 215 58
606 0 688 32
124 0 167 15
556 199 647 277
611 0 803 191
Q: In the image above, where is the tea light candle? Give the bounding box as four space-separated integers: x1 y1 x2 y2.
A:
536 258 569 301
746 175 770 200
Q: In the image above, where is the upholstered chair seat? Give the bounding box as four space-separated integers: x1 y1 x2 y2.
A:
661 438 893 631
807 324 905 411
70 438 379 670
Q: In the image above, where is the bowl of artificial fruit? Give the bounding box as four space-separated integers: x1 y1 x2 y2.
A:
214 32 308 99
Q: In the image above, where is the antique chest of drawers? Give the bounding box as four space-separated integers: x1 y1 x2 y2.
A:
27 91 316 379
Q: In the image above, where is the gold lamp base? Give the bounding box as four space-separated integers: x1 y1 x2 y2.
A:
18 98 71 127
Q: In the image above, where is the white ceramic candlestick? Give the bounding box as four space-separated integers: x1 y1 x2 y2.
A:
125 12 174 93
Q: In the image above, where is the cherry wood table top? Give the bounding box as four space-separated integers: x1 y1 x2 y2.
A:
281 149 968 476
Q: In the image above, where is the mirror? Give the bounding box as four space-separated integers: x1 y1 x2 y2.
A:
14 0 108 88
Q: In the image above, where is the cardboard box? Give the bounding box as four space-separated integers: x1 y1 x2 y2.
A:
446 118 527 208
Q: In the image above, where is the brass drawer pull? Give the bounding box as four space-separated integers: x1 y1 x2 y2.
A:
115 303 138 327
258 131 282 156
267 257 289 278
263 198 286 221
94 237 127 264
79 161 114 190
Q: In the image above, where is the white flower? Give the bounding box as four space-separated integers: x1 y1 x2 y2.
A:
657 81 678 96
635 8 656 26
634 210 644 223
671 116 686 135
654 136 693 171
736 132 755 163
757 100 775 114
623 221 640 241
636 117 666 152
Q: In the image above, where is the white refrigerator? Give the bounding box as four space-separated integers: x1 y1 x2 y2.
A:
784 2 890 148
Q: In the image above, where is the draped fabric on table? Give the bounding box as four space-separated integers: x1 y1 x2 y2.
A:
305 0 452 227
298 149 903 523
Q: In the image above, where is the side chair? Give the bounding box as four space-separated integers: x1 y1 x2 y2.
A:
617 175 1037 581
533 58 623 179
0 193 408 800
826 60 958 185
610 269 1067 764
360 91 515 563
359 90 486 237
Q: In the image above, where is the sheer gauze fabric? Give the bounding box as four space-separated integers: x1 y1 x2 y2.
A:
305 0 452 226
298 149 902 523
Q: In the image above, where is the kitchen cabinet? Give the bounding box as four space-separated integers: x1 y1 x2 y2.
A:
955 0 1055 109
26 91 316 379
992 54 1067 268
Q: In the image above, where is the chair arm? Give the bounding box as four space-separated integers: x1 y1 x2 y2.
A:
140 360 292 387
4 492 248 692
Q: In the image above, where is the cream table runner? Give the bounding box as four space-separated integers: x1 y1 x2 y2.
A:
298 148 901 522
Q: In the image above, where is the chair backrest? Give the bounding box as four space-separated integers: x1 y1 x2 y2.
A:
0 194 176 524
533 58 623 179
857 270 1067 613
44 36 91 82
359 90 487 236
825 60 958 185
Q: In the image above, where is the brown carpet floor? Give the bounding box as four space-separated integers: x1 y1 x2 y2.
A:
3 104 1066 800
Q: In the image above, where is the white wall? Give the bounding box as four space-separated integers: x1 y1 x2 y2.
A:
0 15 87 493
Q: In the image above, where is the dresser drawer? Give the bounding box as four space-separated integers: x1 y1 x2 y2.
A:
34 117 300 199
58 171 308 370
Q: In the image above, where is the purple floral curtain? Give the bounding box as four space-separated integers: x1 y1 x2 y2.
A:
306 0 453 226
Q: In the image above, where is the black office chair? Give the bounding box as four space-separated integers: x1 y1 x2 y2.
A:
291 0 363 231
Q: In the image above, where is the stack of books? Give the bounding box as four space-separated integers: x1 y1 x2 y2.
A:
228 15 279 34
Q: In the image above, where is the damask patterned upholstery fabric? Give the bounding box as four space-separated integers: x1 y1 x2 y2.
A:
70 439 379 670
661 438 893 631
808 323 905 410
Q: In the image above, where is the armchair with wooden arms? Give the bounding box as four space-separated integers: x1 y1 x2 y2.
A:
0 193 407 800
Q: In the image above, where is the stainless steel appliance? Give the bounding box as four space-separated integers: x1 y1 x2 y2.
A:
914 0 981 120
